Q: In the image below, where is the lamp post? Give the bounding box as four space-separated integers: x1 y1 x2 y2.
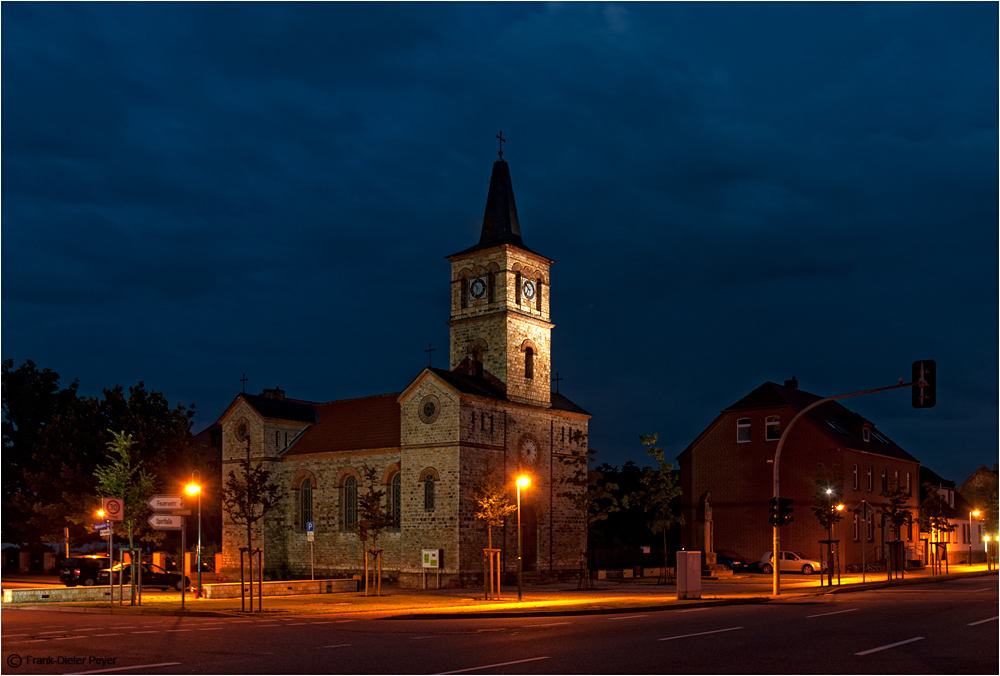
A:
516 475 530 602
186 472 202 598
968 509 980 565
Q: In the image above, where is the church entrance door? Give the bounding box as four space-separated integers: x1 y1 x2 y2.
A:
521 505 538 572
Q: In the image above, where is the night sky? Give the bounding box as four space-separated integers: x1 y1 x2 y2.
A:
3 3 996 485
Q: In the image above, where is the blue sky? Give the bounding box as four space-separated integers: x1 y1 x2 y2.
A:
2 2 996 483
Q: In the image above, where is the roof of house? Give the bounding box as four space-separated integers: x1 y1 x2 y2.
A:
703 380 920 463
427 367 590 415
282 393 401 456
241 393 318 424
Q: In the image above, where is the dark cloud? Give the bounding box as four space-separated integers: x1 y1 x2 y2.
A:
2 2 996 483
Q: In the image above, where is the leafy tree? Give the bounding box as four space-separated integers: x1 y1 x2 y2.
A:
627 434 684 576
353 465 394 596
221 435 281 592
94 430 158 552
468 458 516 551
878 478 912 542
810 464 846 532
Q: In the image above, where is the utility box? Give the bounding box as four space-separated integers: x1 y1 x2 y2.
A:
676 551 702 600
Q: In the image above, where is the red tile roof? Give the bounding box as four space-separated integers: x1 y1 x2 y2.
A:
282 393 401 456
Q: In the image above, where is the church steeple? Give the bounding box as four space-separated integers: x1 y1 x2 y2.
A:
479 159 523 249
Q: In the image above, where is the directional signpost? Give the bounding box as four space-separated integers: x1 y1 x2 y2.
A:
307 522 315 580
147 495 184 511
147 514 184 531
148 494 189 609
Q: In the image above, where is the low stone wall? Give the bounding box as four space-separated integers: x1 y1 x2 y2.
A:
4 586 133 604
202 578 358 599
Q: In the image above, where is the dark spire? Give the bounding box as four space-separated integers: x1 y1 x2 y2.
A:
478 158 523 248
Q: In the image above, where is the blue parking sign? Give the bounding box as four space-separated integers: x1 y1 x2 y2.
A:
306 521 314 532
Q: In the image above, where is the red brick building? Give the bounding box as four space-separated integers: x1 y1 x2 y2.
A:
678 378 921 571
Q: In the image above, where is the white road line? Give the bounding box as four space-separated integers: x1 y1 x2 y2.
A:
91 633 125 637
333 619 355 623
807 608 859 618
37 630 74 634
436 656 551 674
256 624 282 628
65 661 182 674
608 615 649 620
130 631 160 634
525 622 571 627
411 636 437 640
165 629 192 633
284 622 310 626
311 622 332 624
322 644 351 649
659 626 743 641
967 616 998 626
2 634 30 638
678 608 709 613
199 627 224 631
855 636 925 655
53 636 89 641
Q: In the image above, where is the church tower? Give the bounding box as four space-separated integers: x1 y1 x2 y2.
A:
446 154 554 407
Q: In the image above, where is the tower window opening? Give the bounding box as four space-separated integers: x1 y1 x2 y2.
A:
525 347 534 379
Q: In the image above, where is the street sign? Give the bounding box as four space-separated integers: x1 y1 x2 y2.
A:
147 514 184 530
307 531 314 542
102 497 124 522
93 521 111 531
147 494 184 511
99 529 111 537
306 521 314 532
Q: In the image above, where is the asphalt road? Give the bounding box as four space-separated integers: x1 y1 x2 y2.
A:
2 577 996 675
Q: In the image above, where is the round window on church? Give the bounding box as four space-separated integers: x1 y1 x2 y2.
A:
418 395 441 424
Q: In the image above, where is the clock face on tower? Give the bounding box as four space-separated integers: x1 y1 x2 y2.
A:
519 436 538 465
521 279 536 302
469 277 487 300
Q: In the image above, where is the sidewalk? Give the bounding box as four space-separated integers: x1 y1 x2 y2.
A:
3 564 995 620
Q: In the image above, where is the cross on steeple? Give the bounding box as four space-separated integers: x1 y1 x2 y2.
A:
552 372 563 394
425 343 436 367
496 131 505 158
240 373 249 394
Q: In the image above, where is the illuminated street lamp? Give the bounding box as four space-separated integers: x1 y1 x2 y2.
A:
516 475 530 602
968 509 980 565
186 472 202 598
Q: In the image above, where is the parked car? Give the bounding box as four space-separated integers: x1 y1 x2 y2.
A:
60 555 111 587
98 562 190 591
715 549 750 571
759 550 826 575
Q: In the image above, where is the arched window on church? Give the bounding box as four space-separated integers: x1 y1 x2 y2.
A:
390 474 402 528
300 480 313 530
525 347 534 380
424 475 435 510
344 476 358 529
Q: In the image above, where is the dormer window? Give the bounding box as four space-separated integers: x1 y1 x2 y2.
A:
863 428 870 442
765 416 781 441
737 418 751 443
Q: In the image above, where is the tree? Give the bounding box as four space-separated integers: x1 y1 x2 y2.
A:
353 465 393 596
627 434 684 578
94 430 157 552
810 464 846 532
558 442 619 580
221 434 281 601
467 457 517 552
879 478 912 543
918 482 956 573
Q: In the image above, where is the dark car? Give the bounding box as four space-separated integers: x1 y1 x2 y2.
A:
715 549 750 572
99 562 190 591
59 555 111 587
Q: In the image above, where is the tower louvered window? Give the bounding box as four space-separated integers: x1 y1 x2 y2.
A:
344 476 357 529
424 476 435 510
391 474 401 527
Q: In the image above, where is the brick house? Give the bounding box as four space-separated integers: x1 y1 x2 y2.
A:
919 466 987 564
678 378 921 572
214 154 590 587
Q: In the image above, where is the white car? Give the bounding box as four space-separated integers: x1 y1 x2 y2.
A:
759 550 826 575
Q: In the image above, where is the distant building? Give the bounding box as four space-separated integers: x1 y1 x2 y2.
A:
678 378 921 571
920 466 990 564
209 155 590 586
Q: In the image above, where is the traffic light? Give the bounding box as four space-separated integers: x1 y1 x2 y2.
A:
778 498 795 525
768 497 779 526
911 360 936 409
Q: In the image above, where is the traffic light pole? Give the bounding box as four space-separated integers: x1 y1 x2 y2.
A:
772 378 920 596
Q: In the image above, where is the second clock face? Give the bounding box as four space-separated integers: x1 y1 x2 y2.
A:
522 279 536 301
470 277 487 300
520 437 538 465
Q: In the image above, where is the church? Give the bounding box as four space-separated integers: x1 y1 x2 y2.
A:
216 151 591 587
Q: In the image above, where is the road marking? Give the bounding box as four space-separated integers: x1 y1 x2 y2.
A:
436 656 551 674
37 630 74 634
608 615 649 620
967 616 998 626
165 629 192 633
311 622 333 624
53 636 89 641
855 636 925 655
659 626 743 641
199 627 225 631
678 608 709 613
807 608 859 618
525 622 571 627
131 631 160 634
411 636 437 640
333 619 355 623
2 634 29 638
66 661 182 674
256 624 283 628
322 644 351 649
91 633 124 637
284 622 310 626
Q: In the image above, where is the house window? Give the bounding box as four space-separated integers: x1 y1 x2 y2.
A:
737 418 751 443
390 474 402 528
853 464 859 490
300 480 313 529
867 467 873 492
344 476 358 529
765 416 781 440
881 469 887 493
525 347 534 379
867 512 875 541
906 519 913 541
906 472 912 495
424 475 435 510
853 514 859 541
863 428 870 442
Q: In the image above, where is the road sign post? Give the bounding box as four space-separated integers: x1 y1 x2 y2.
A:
307 522 315 581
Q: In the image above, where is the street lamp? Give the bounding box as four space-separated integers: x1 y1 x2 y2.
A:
516 475 530 602
968 509 980 565
186 472 202 598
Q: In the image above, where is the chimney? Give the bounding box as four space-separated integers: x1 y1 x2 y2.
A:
262 386 285 399
784 376 798 390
